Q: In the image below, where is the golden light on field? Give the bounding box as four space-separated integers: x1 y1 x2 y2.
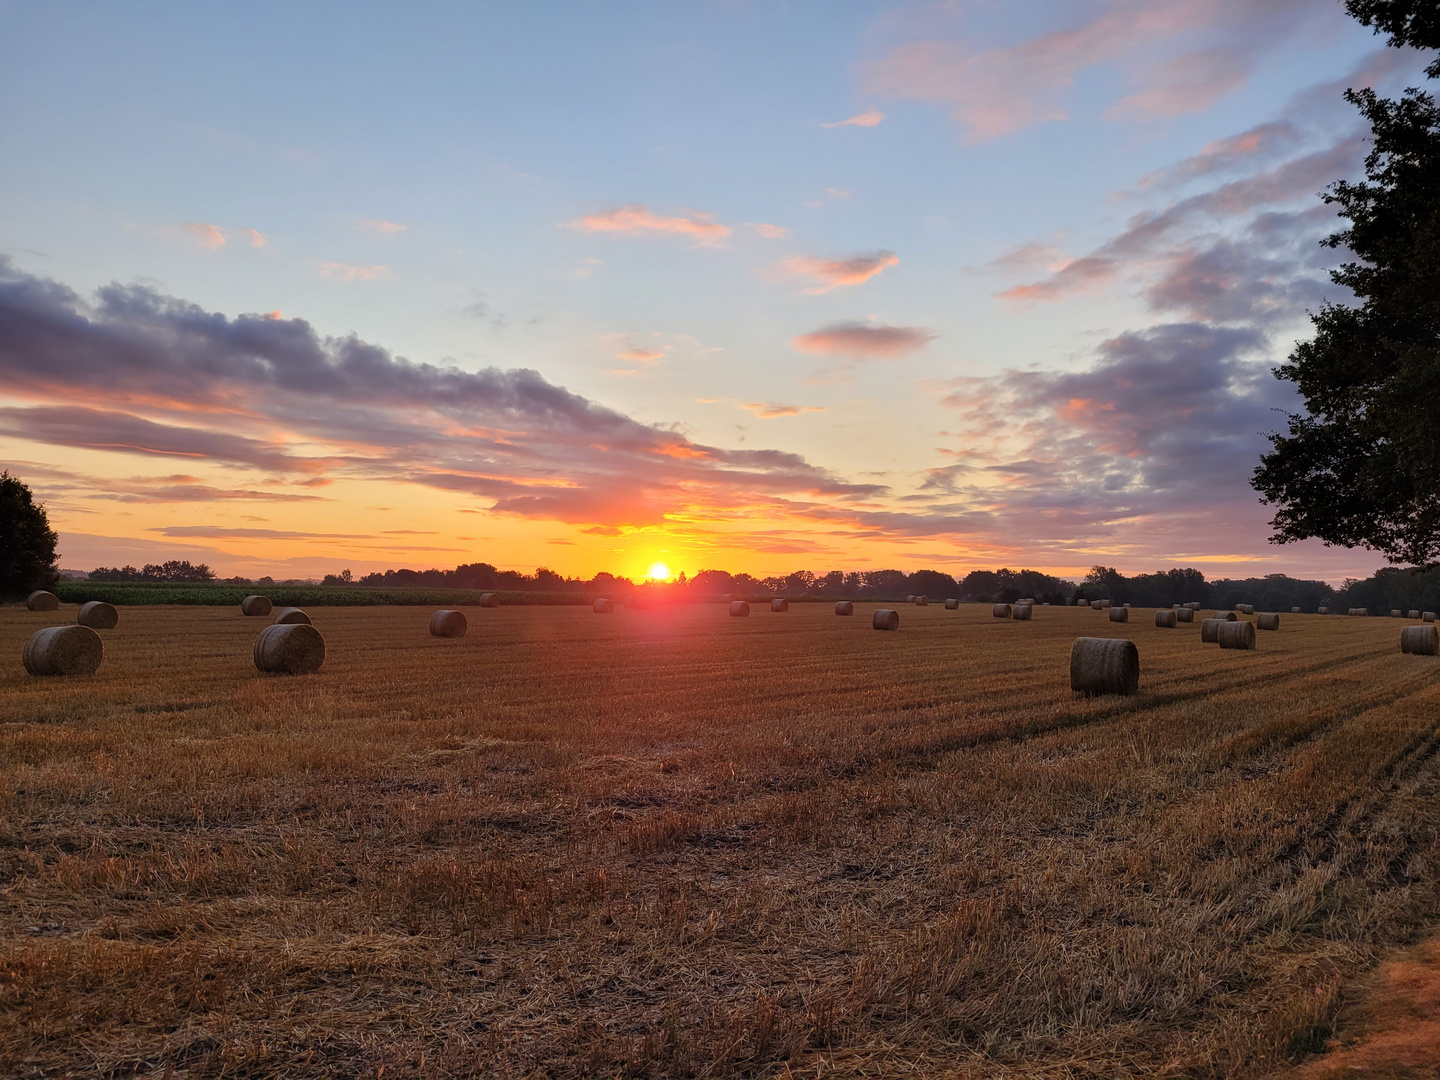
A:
645 561 672 581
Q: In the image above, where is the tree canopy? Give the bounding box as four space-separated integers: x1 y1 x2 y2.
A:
1253 4 1440 565
0 471 60 600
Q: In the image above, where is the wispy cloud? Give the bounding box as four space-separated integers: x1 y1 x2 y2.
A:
745 222 792 239
791 321 936 360
562 204 731 245
739 402 827 418
356 218 407 234
237 228 267 248
777 251 898 293
616 346 665 363
182 223 227 250
822 108 885 129
318 261 391 281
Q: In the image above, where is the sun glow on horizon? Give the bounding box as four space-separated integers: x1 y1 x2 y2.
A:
646 561 672 581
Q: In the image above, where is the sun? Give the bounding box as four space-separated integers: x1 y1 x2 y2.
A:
646 561 672 581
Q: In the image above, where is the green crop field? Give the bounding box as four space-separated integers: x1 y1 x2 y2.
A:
2 602 1438 1078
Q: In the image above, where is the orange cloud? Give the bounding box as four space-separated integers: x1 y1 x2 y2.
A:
822 108 885 129
616 347 664 363
318 262 390 281
739 402 827 418
562 204 730 245
356 219 407 234
791 321 936 360
746 222 792 239
182 223 226 250
778 251 898 293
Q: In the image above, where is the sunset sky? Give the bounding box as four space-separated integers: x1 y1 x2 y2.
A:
1 1 1430 583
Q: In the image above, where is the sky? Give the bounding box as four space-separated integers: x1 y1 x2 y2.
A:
0 0 1431 584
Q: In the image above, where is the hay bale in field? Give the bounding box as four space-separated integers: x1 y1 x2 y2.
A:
1400 625 1439 656
26 590 59 611
429 609 467 637
1391 609 1403 618
914 595 928 606
945 599 959 610
253 623 325 675
273 607 312 626
1257 613 1280 631
1186 602 1202 610
1349 608 1368 617
1424 612 1436 622
240 595 272 617
835 601 854 616
1201 618 1224 643
1211 611 1238 622
1109 606 1129 623
1292 607 1302 614
23 625 102 676
1100 600 1113 609
1090 599 1104 610
1123 603 1132 609
771 598 789 612
729 600 750 617
992 603 1012 618
1013 604 1032 621
905 595 916 603
593 598 615 614
1218 620 1257 651
1176 607 1194 623
77 601 118 629
1070 637 1139 697
1237 604 1255 615
479 593 499 608
1156 609 1177 628
873 608 900 631
1318 606 1329 615
1408 609 1421 619
720 593 732 603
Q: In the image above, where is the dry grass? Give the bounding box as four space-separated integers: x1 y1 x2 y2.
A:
2 603 1439 1079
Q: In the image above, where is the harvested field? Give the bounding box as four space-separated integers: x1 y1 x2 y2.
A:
2 603 1440 1078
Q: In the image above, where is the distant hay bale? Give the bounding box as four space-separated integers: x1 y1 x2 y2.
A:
1292 607 1302 614
1155 610 1177 628
1090 600 1104 610
429 609 467 637
1012 604 1032 621
1175 608 1194 623
1237 604 1255 615
1186 602 1202 610
273 607 312 626
1100 600 1113 609
1212 611 1238 622
1123 603 1132 609
873 608 900 631
253 623 325 675
1172 604 1183 610
729 601 750 617
593 598 615 614
992 603 1012 618
1318 606 1329 615
1349 608 1368 617
26 590 59 611
1400 625 1439 656
1257 612 1280 631
479 593 500 608
1424 612 1436 623
1070 637 1139 697
1109 606 1129 623
240 595 272 617
771 598 789 612
1409 609 1421 619
904 595 916 604
1391 609 1403 618
720 593 732 603
1218 620 1257 651
23 625 103 676
1201 618 1224 643
77 601 118 629
945 599 959 610
914 595 928 606
835 601 854 616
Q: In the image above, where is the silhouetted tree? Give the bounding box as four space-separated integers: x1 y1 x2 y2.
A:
0 471 59 600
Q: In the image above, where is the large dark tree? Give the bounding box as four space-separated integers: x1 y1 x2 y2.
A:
1253 3 1440 565
0 471 60 600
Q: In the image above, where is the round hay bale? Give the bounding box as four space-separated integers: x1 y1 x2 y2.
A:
1256 612 1280 631
77 601 118 629
771 598 789 612
835 601 854 616
1318 605 1329 615
1391 609 1403 618
429 609 467 637
1090 600 1104 610
873 608 899 631
1186 602 1202 610
1349 608 1368 617
1175 607 1194 623
992 603 1012 618
944 599 959 610
729 600 750 617
1123 603 1132 609
1070 637 1139 697
1012 604 1033 621
1401 625 1439 655
1155 609 1177 628
1291 607 1302 614
904 595 916 604
241 595 272 617
1201 618 1223 643
253 623 325 675
1239 604 1255 615
1108 606 1128 623
593 598 615 614
1218 620 1257 651
1100 600 1113 609
1409 609 1421 619
478 593 500 608
23 625 103 676
26 590 59 611
914 595 928 606
1211 611 1238 622
1424 612 1436 623
273 607 312 626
